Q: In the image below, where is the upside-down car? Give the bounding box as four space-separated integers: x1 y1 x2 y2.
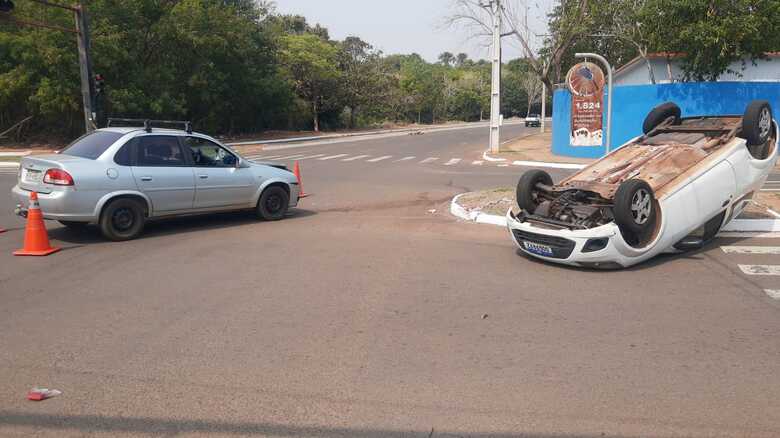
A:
507 100 778 268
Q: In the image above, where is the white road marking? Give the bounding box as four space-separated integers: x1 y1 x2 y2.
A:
273 154 307 160
318 154 349 161
472 160 484 165
367 155 392 162
342 155 370 161
444 158 462 166
498 164 509 167
738 265 780 276
419 157 439 164
764 290 780 300
296 154 327 160
722 246 780 255
719 232 780 238
395 156 416 162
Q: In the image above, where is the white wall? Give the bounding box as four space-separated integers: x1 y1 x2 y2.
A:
615 56 780 86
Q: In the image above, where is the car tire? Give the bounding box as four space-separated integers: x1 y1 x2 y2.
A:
257 186 289 221
742 100 773 146
59 220 88 229
99 198 145 241
642 102 681 134
516 169 552 213
614 179 657 235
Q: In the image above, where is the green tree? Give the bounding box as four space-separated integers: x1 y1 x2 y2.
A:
642 0 780 81
279 33 341 131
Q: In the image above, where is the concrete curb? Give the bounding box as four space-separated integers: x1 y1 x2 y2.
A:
450 192 780 233
227 120 526 148
0 162 20 168
450 193 508 227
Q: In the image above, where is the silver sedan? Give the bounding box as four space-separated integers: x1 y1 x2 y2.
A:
12 126 301 240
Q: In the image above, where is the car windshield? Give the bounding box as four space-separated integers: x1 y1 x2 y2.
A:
529 114 540 118
61 131 124 160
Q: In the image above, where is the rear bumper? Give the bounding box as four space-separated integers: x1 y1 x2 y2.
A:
12 185 97 222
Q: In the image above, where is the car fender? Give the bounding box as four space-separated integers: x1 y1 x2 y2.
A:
251 178 292 206
93 190 154 219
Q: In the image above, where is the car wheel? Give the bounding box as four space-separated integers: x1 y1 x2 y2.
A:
742 100 773 146
614 179 657 235
257 186 289 221
99 198 145 241
58 220 88 229
642 102 681 134
516 169 552 213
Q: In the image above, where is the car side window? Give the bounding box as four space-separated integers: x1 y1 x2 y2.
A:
183 137 237 167
135 136 186 167
114 140 134 166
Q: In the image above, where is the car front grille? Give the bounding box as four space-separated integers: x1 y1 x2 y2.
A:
512 229 576 259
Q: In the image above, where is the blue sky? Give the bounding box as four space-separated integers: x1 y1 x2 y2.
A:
274 0 548 62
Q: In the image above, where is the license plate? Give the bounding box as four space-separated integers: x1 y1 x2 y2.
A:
23 168 42 183
523 241 554 257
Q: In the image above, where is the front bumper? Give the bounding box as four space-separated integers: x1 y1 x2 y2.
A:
506 210 627 269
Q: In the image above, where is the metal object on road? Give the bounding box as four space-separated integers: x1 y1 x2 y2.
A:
575 53 613 154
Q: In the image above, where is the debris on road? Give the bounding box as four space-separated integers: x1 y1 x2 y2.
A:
427 209 437 214
28 387 62 401
481 314 489 320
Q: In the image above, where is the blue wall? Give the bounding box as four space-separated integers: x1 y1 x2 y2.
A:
552 82 780 158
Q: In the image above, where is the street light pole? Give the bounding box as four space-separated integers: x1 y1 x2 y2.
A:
575 52 613 153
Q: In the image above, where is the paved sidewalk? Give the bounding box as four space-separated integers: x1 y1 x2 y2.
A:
492 132 595 166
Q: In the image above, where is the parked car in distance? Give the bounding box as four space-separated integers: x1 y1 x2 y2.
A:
525 114 541 127
12 119 301 241
507 100 777 268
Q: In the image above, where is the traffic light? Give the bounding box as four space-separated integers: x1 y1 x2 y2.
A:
94 74 105 96
0 0 14 13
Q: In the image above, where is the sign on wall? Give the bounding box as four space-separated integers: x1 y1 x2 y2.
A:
566 62 605 146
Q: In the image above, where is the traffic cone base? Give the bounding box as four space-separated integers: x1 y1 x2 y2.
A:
14 192 60 257
14 247 60 257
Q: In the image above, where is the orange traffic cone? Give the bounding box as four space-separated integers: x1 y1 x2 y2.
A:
293 161 309 198
14 192 60 256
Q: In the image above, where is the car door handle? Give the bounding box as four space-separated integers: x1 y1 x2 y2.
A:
198 175 209 179
140 176 152 181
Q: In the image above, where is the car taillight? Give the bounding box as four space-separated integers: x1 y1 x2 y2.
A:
43 169 74 186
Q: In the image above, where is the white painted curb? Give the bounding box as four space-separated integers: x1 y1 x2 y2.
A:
450 192 780 233
482 150 590 170
450 193 508 227
0 162 20 168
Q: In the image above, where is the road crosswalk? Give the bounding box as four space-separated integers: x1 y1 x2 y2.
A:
721 245 780 300
247 151 516 168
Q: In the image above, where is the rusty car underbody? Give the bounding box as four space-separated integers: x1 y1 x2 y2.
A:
526 116 771 231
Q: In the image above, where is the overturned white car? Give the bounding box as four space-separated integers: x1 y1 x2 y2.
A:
507 100 778 269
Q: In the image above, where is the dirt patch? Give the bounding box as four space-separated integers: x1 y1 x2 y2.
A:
457 188 514 216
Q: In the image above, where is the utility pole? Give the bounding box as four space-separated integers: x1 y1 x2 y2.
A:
4 0 95 133
481 0 503 154
74 0 95 132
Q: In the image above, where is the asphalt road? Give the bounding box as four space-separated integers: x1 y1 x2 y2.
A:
1 123 780 437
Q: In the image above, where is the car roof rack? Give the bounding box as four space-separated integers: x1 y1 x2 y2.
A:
106 118 192 134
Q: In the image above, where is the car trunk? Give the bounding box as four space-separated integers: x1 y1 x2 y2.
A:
18 154 87 194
